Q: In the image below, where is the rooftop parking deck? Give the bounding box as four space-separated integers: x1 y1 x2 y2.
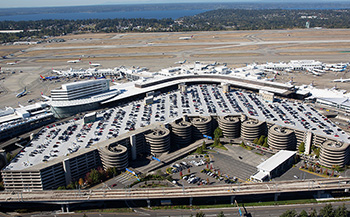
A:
4 84 349 172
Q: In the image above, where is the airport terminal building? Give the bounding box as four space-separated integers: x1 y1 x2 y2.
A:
49 80 120 118
2 62 350 190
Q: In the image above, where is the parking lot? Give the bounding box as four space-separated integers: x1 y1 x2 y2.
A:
161 143 273 187
6 84 349 175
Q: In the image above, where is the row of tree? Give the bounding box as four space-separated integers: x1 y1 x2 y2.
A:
189 203 348 217
280 204 348 217
57 166 120 190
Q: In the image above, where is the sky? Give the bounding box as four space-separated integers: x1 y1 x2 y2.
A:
0 0 338 8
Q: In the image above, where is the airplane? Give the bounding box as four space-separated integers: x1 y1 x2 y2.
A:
264 69 280 75
40 75 60 81
175 60 187 64
95 75 105 79
94 75 106 79
265 77 275 81
40 91 51 100
311 71 321 76
330 68 345 72
210 61 217 66
67 58 81 63
89 62 101 67
7 61 18 65
16 87 27 98
179 35 194 40
332 77 350 83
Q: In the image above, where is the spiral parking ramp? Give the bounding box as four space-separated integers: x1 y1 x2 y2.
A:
170 118 192 147
190 116 212 140
268 125 296 150
241 119 266 141
99 144 129 170
145 127 171 154
320 141 350 168
218 115 241 139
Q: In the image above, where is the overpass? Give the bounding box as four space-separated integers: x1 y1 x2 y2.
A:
1 178 349 204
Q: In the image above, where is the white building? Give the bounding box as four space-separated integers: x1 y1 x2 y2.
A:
250 150 296 182
51 80 110 101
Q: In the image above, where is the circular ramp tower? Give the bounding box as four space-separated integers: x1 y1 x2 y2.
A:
170 118 192 147
268 125 296 150
320 141 350 168
99 144 129 170
145 127 171 155
241 119 266 141
190 116 212 140
218 115 241 139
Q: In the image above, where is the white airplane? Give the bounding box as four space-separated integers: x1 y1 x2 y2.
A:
210 61 217 66
52 69 62 74
67 58 81 63
265 77 275 81
175 60 186 64
7 61 18 65
263 69 280 75
333 77 350 83
179 35 194 40
311 71 321 76
89 62 100 67
40 91 51 100
330 68 345 72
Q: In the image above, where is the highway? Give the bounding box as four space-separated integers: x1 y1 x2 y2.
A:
1 178 350 203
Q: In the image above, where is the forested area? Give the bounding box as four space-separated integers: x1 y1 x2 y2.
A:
1 9 350 43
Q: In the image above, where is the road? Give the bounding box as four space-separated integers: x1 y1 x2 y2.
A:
1 178 350 203
13 201 350 217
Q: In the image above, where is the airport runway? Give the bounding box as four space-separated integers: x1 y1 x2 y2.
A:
1 29 350 109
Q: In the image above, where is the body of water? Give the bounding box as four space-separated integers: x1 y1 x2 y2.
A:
0 9 208 21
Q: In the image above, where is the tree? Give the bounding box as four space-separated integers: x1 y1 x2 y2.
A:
214 127 223 139
202 141 207 150
320 204 334 217
196 211 205 217
78 178 84 186
314 147 320 158
6 152 14 163
196 146 204 154
299 210 308 217
86 168 102 185
263 136 268 148
217 211 225 217
253 138 259 144
57 186 66 190
257 135 265 146
66 182 74 189
298 142 305 153
334 204 348 217
279 210 297 217
309 209 317 217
